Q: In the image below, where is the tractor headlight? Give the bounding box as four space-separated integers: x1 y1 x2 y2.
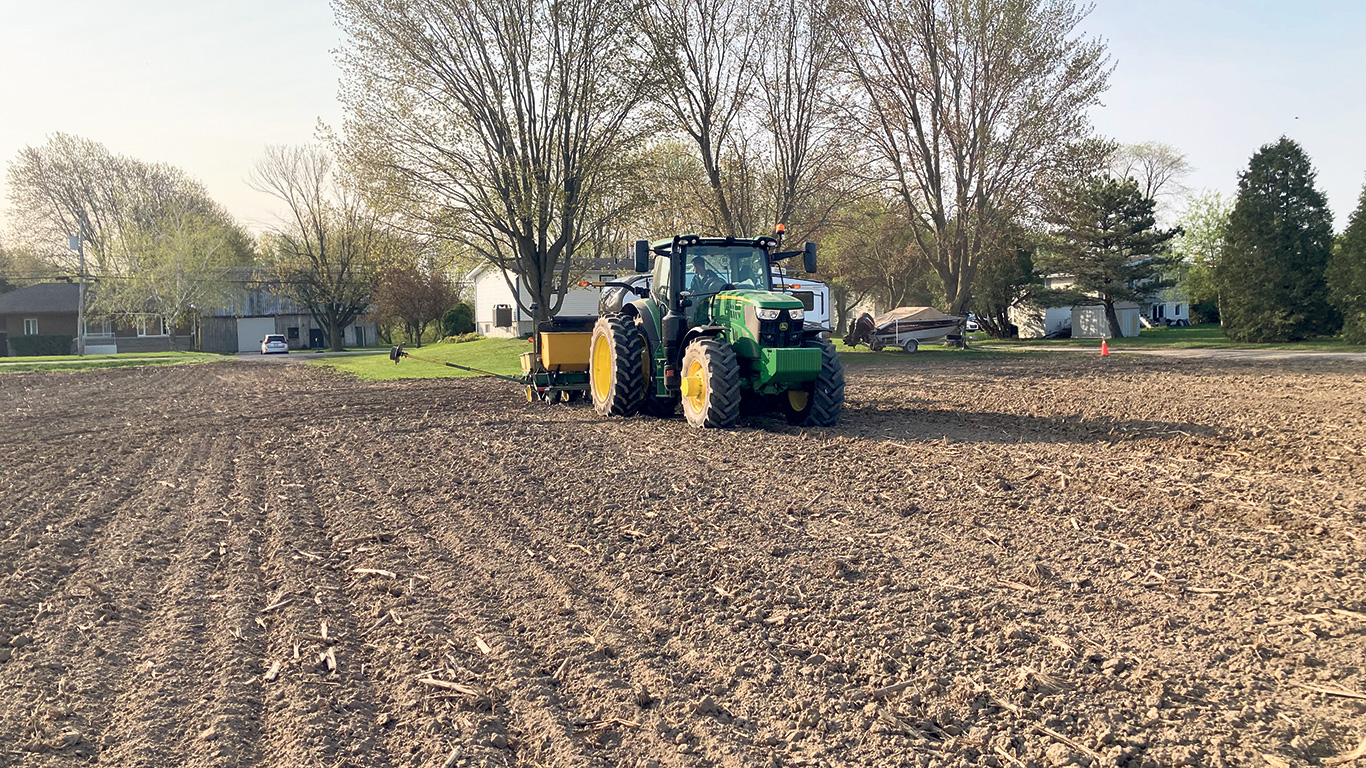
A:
789 308 805 320
756 308 781 320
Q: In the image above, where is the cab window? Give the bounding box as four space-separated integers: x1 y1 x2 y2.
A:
651 250 671 302
685 246 769 294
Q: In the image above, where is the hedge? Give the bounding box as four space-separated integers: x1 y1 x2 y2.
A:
8 334 75 357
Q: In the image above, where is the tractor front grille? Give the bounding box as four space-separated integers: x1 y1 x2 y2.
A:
758 313 804 347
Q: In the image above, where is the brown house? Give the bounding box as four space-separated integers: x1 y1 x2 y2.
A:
0 282 192 356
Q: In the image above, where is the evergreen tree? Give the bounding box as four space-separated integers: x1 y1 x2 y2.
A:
1217 138 1337 342
1327 185 1366 344
1043 176 1178 338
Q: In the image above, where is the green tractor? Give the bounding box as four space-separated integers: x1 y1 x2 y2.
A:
589 233 845 428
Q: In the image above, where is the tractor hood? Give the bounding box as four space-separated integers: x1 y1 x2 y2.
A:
712 290 804 309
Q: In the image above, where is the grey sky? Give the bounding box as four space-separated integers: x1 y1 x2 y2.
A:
2 0 1364 241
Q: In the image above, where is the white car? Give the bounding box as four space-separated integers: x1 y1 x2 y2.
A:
260 334 289 354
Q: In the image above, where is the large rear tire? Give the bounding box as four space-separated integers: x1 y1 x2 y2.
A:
680 337 740 428
589 315 645 417
782 339 845 427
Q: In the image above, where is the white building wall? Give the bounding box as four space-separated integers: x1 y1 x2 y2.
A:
1010 305 1073 339
1072 304 1141 338
474 266 625 335
473 269 525 337
557 284 602 316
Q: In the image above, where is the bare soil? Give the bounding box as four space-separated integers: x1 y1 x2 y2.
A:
0 355 1363 768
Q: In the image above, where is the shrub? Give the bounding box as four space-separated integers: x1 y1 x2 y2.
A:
9 334 74 356
442 303 476 337
439 332 483 344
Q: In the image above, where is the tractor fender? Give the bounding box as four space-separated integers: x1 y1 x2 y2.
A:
683 326 727 346
625 299 658 353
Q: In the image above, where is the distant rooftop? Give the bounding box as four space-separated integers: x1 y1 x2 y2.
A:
0 282 78 314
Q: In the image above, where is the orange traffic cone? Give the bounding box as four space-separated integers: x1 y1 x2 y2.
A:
1100 338 1110 357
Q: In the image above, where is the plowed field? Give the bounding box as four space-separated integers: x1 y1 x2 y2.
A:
1 355 1363 768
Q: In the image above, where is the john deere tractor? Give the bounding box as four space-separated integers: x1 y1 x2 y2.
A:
589 234 844 428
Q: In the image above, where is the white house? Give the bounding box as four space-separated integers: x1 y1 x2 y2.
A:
1146 284 1192 326
469 258 636 337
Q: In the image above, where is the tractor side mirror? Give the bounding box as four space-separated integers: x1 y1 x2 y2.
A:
803 242 817 274
634 240 650 273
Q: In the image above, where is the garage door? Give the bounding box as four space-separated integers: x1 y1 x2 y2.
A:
237 318 276 353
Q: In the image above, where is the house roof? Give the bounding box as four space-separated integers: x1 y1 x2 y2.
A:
0 282 79 314
467 257 638 281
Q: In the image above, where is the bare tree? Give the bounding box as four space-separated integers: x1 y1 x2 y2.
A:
640 0 768 237
1110 141 1193 209
1111 142 1191 201
840 0 1110 314
334 0 646 324
5 134 213 274
754 0 858 241
6 134 127 272
251 145 383 351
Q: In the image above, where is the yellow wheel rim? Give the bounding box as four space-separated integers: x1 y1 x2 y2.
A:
788 389 810 411
681 360 707 413
590 333 613 402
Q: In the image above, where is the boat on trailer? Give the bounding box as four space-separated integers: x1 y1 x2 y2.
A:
843 307 966 353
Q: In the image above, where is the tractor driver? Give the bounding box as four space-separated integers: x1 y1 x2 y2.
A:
690 256 727 294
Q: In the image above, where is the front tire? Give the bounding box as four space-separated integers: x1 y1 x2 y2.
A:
782 339 845 427
680 337 740 428
590 315 645 417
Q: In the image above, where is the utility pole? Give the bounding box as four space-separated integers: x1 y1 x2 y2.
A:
68 234 85 356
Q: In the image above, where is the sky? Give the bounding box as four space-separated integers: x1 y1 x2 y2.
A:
1 0 1364 240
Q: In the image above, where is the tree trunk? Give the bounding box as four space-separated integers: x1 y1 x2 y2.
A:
1104 298 1122 338
329 315 343 352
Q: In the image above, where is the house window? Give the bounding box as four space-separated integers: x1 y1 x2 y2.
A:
23 318 38 335
84 318 113 337
136 316 168 337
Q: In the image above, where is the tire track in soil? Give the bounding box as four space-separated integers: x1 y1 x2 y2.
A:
246 433 400 768
333 458 673 768
329 411 770 768
0 434 213 763
0 445 159 608
411 395 875 765
309 441 616 768
444 450 845 767
73 430 267 768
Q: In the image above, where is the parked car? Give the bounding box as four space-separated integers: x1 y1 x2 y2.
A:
260 334 289 354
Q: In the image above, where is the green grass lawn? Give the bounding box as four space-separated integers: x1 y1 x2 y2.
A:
976 323 1364 352
0 357 215 374
312 337 531 381
0 350 216 364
